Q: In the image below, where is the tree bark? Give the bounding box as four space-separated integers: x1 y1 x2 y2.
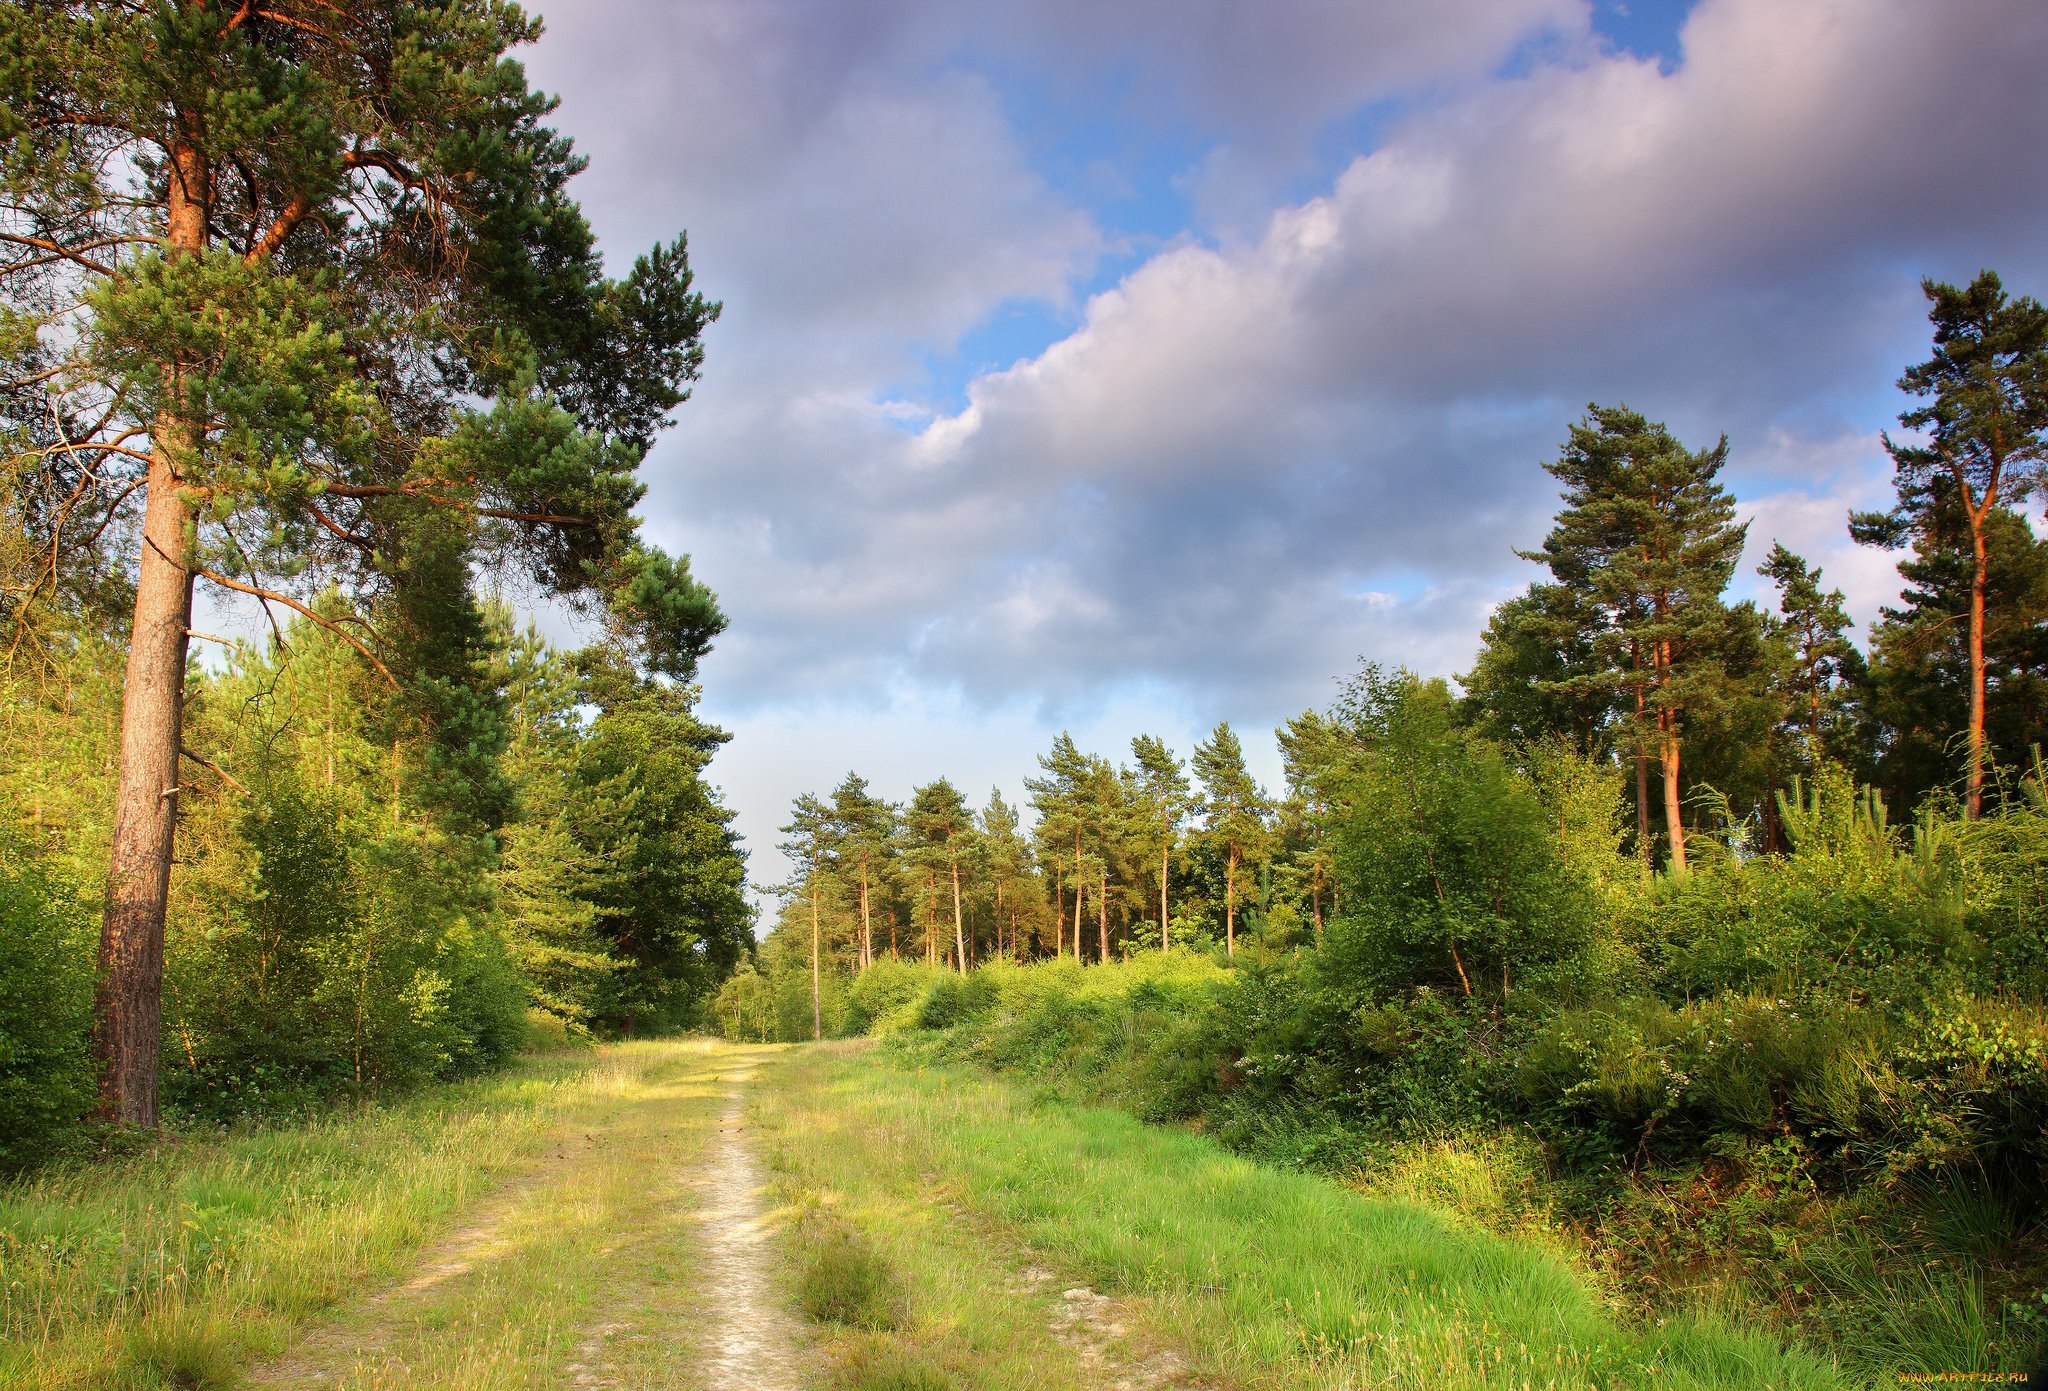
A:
810 881 821 1042
1966 515 1988 819
1224 843 1237 957
1159 840 1170 953
1098 863 1108 963
1660 716 1687 874
950 856 966 974
93 134 207 1127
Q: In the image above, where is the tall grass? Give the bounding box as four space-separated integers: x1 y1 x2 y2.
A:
761 1043 1847 1391
0 1043 673 1390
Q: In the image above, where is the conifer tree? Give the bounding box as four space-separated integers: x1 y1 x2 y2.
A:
830 772 895 971
1 1 722 1122
1129 735 1191 952
1758 543 1861 755
1851 271 2048 817
778 794 834 1042
1192 721 1270 955
907 778 973 973
1521 405 1748 872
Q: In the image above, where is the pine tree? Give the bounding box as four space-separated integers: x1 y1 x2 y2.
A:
1851 271 2048 817
1758 543 1861 757
829 772 895 971
1129 735 1191 952
778 794 834 1042
907 778 974 973
1192 721 1270 956
1521 405 1749 872
0 2 722 1122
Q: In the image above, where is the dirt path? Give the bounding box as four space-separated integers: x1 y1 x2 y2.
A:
238 1042 812 1391
689 1070 810 1391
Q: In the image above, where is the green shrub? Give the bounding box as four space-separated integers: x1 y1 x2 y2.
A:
0 841 93 1165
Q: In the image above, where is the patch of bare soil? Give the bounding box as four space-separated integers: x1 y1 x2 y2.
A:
1015 1263 1216 1391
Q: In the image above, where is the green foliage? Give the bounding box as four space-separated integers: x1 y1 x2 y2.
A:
1318 669 1596 1003
0 840 93 1166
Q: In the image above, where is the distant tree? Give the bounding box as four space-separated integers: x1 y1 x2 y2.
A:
1521 405 1749 872
1758 543 1863 757
1192 721 1271 956
1129 735 1193 952
778 794 834 1041
1026 733 1089 960
830 773 895 971
0 2 722 1123
1851 271 2048 817
907 778 974 973
979 789 1032 960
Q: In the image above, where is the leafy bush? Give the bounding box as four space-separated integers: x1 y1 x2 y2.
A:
0 841 94 1165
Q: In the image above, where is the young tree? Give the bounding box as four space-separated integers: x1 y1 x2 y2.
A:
1 3 722 1123
1521 405 1749 873
1129 735 1192 952
1851 271 2048 818
1192 721 1270 956
907 778 973 973
778 794 834 1042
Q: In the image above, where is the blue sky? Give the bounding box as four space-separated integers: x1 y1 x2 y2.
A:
515 0 2048 905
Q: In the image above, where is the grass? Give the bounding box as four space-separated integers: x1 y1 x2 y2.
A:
755 1040 1851 1391
0 1039 748 1390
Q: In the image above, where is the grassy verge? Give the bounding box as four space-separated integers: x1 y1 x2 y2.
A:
756 1040 1849 1391
0 1038 736 1390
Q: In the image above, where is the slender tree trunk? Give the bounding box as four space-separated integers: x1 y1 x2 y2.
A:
1098 863 1108 963
93 135 208 1127
1966 516 1989 819
1312 860 1323 942
1159 840 1170 953
1225 843 1237 957
1660 716 1687 874
1073 877 1085 961
951 857 966 974
858 870 872 971
1054 857 1065 957
810 882 822 1042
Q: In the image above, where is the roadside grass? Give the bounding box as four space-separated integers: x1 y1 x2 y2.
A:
761 1041 1852 1391
759 1045 1180 1391
0 1039 740 1391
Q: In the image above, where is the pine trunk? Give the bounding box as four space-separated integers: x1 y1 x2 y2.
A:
1967 517 1988 819
951 857 966 974
1098 864 1108 963
1159 840 1170 953
1660 717 1687 874
1224 844 1237 957
810 883 822 1042
93 136 207 1127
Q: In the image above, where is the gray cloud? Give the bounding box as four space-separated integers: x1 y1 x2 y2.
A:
522 0 2048 729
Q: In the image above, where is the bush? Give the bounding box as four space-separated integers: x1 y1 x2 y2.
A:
0 841 94 1164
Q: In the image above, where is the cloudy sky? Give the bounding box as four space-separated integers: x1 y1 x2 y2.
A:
516 0 2048 898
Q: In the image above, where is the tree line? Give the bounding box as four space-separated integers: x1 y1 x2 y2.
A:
730 268 2048 1041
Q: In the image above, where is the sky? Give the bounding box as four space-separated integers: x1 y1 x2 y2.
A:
510 0 2048 905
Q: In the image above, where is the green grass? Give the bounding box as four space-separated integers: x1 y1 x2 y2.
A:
0 1040 742 1390
757 1041 1850 1391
